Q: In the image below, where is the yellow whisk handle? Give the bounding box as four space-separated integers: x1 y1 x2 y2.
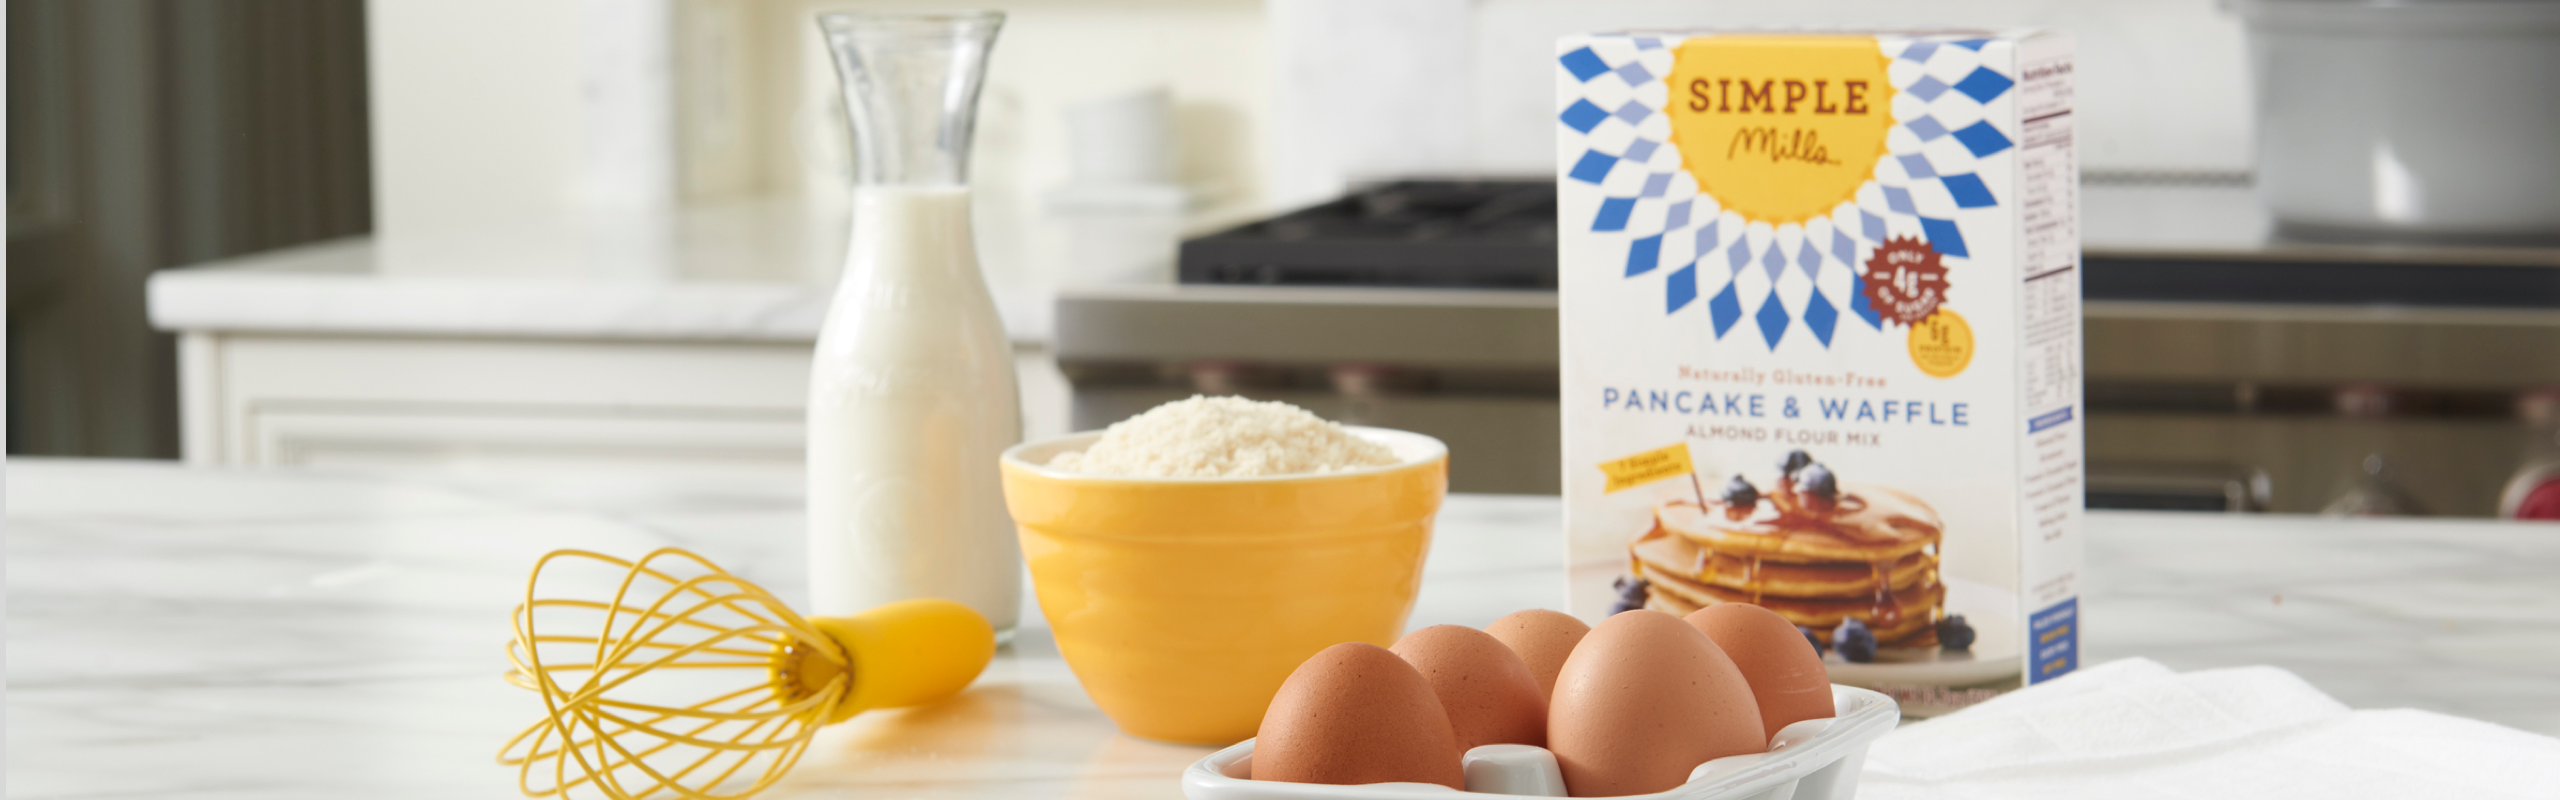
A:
810 598 995 724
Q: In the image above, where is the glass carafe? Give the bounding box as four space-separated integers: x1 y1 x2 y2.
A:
807 11 1020 634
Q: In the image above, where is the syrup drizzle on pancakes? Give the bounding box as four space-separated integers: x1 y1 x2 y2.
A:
1633 477 1947 647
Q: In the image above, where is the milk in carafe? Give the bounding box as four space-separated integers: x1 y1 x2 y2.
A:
808 11 1019 632
807 185 1020 629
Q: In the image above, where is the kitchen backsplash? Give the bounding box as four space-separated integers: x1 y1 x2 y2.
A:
1272 0 2251 208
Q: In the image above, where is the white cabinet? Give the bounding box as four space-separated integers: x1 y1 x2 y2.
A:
154 236 1067 479
177 331 1066 479
180 333 800 477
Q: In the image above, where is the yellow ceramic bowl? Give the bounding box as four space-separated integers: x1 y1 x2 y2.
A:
998 427 1449 745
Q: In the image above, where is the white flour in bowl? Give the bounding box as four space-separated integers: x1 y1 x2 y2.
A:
1047 395 1400 478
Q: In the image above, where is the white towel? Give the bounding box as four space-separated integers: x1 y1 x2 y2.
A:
1858 658 2560 800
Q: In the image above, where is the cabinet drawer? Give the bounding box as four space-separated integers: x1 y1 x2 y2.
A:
189 334 811 477
245 401 804 479
182 332 1070 478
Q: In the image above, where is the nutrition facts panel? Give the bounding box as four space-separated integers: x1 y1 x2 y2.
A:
2014 40 2084 686
2024 276 2076 412
2016 46 2082 571
2016 54 2078 417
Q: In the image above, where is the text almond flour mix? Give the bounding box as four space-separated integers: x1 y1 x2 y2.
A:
1556 30 2084 699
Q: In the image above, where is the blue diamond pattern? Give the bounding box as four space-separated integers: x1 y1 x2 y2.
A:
1954 67 2014 103
1627 234 1662 276
1953 120 2013 157
1708 281 1743 338
1849 274 1883 329
1883 186 1917 215
1755 293 1791 347
1569 150 1617 183
1561 99 1609 133
1641 173 1673 197
1805 286 1840 346
1941 173 1997 208
1561 48 1609 82
1919 216 1968 257
1594 198 1636 232
1564 32 2009 349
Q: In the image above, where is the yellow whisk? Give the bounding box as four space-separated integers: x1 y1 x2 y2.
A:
499 548 994 799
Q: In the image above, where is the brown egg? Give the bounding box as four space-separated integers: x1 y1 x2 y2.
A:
1548 609 1764 797
1484 609 1591 703
1686 603 1836 743
1391 625 1548 750
1252 643 1465 789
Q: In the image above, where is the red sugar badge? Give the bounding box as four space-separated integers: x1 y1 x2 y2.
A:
1860 236 1950 327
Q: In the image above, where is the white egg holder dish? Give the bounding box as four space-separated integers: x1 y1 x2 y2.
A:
1184 684 1897 800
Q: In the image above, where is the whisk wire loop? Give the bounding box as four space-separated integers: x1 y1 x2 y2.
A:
504 685 788 796
501 548 854 800
597 571 809 664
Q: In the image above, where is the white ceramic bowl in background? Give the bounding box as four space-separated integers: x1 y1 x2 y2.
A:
2233 0 2560 241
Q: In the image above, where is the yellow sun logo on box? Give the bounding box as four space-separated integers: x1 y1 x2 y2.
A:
1666 36 1896 225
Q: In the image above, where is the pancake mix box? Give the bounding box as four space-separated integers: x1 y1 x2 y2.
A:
1555 30 2083 693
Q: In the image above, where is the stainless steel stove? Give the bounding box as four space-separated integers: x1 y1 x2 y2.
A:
1060 182 2560 514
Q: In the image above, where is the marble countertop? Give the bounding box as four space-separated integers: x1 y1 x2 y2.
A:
10 459 2558 798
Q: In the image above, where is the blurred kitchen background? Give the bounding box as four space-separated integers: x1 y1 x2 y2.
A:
10 0 2558 517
